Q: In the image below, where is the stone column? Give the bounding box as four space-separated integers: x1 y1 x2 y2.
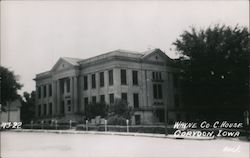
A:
73 76 78 113
52 80 57 116
56 80 61 115
70 76 74 113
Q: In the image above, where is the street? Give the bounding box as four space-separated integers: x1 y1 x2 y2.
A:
1 131 249 158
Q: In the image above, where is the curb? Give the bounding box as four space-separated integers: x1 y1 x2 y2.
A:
5 129 215 140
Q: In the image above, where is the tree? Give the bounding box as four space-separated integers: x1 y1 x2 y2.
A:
108 99 133 119
21 91 36 123
85 102 108 120
173 25 249 121
0 66 22 110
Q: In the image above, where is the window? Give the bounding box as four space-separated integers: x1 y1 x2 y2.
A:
100 95 105 103
66 78 70 93
153 84 163 99
121 69 127 85
109 93 114 104
84 97 89 105
133 93 139 108
84 75 88 90
38 105 41 116
156 109 165 122
152 72 162 81
108 70 113 85
49 103 52 115
92 96 96 103
38 87 41 99
43 104 47 116
100 72 104 87
132 70 138 85
92 74 96 88
61 101 65 114
49 84 52 97
67 100 71 105
121 93 127 103
135 115 141 125
174 94 180 107
68 106 71 112
43 85 47 98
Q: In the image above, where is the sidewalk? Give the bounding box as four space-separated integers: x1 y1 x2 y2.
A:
8 129 216 140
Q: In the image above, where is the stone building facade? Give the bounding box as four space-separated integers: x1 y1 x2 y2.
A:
34 49 181 125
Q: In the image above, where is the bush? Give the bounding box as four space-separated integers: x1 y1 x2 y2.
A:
107 115 127 125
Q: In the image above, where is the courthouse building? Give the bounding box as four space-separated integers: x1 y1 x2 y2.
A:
34 49 181 125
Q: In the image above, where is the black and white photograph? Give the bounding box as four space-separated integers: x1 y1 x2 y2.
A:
0 0 249 158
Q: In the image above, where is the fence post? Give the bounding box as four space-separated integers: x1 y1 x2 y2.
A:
86 120 88 131
69 120 72 129
126 119 129 133
55 120 58 130
31 120 33 129
105 119 107 132
41 120 44 129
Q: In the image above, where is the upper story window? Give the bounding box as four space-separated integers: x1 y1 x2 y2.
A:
92 74 96 89
153 84 163 99
121 69 127 85
100 72 104 87
84 75 88 90
38 87 41 99
108 70 113 85
49 103 53 115
43 85 47 98
152 72 162 81
49 84 52 97
132 70 138 85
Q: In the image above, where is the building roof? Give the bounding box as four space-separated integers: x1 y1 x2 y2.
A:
61 57 81 66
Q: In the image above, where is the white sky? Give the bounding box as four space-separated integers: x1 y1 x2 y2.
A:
1 0 249 94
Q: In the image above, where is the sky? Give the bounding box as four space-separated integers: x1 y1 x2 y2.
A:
1 0 249 94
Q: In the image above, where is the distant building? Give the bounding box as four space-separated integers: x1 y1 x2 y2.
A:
34 49 181 125
0 100 22 122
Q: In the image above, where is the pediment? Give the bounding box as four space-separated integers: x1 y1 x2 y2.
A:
51 58 77 72
142 49 169 63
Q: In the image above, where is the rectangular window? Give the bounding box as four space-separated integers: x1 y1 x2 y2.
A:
152 72 155 79
84 75 88 90
153 84 163 99
133 93 139 108
84 97 89 105
38 105 41 116
49 84 52 97
158 84 163 99
121 93 127 103
135 115 141 125
156 109 165 122
153 84 158 99
43 85 47 98
100 72 104 87
92 96 96 103
66 79 70 93
132 70 138 85
67 100 71 105
92 74 96 88
108 70 113 85
61 101 65 114
109 93 114 104
121 69 127 85
38 87 41 99
100 95 105 103
49 103 52 115
68 106 71 112
43 104 47 116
